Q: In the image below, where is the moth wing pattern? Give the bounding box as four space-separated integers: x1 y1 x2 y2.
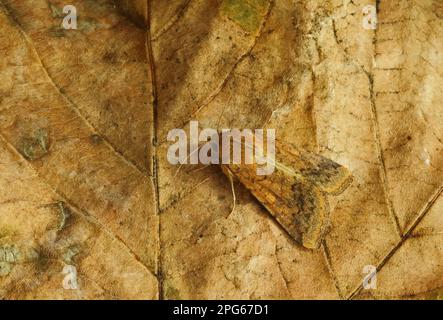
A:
275 140 353 196
220 135 353 249
222 164 330 249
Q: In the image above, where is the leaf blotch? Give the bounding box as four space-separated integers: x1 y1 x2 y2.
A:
221 0 269 33
56 202 72 231
19 128 50 161
0 245 20 276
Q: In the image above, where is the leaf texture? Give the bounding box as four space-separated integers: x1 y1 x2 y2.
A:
0 0 442 300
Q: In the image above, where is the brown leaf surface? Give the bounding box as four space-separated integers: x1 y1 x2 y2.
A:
0 0 158 299
1 0 442 299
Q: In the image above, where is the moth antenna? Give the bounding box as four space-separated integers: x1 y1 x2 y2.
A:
188 164 210 173
216 106 227 130
226 170 237 219
173 144 203 178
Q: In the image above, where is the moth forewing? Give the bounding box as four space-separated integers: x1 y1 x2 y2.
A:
220 132 352 249
222 162 329 249
274 140 353 195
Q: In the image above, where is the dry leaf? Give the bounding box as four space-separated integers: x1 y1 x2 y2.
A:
0 0 442 300
0 0 157 299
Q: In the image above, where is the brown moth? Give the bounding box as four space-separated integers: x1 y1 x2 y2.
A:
218 131 353 250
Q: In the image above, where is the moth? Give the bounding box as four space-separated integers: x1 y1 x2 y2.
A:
218 131 353 250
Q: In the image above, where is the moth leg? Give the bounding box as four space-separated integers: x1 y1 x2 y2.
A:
173 144 203 178
187 164 210 174
226 169 237 219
